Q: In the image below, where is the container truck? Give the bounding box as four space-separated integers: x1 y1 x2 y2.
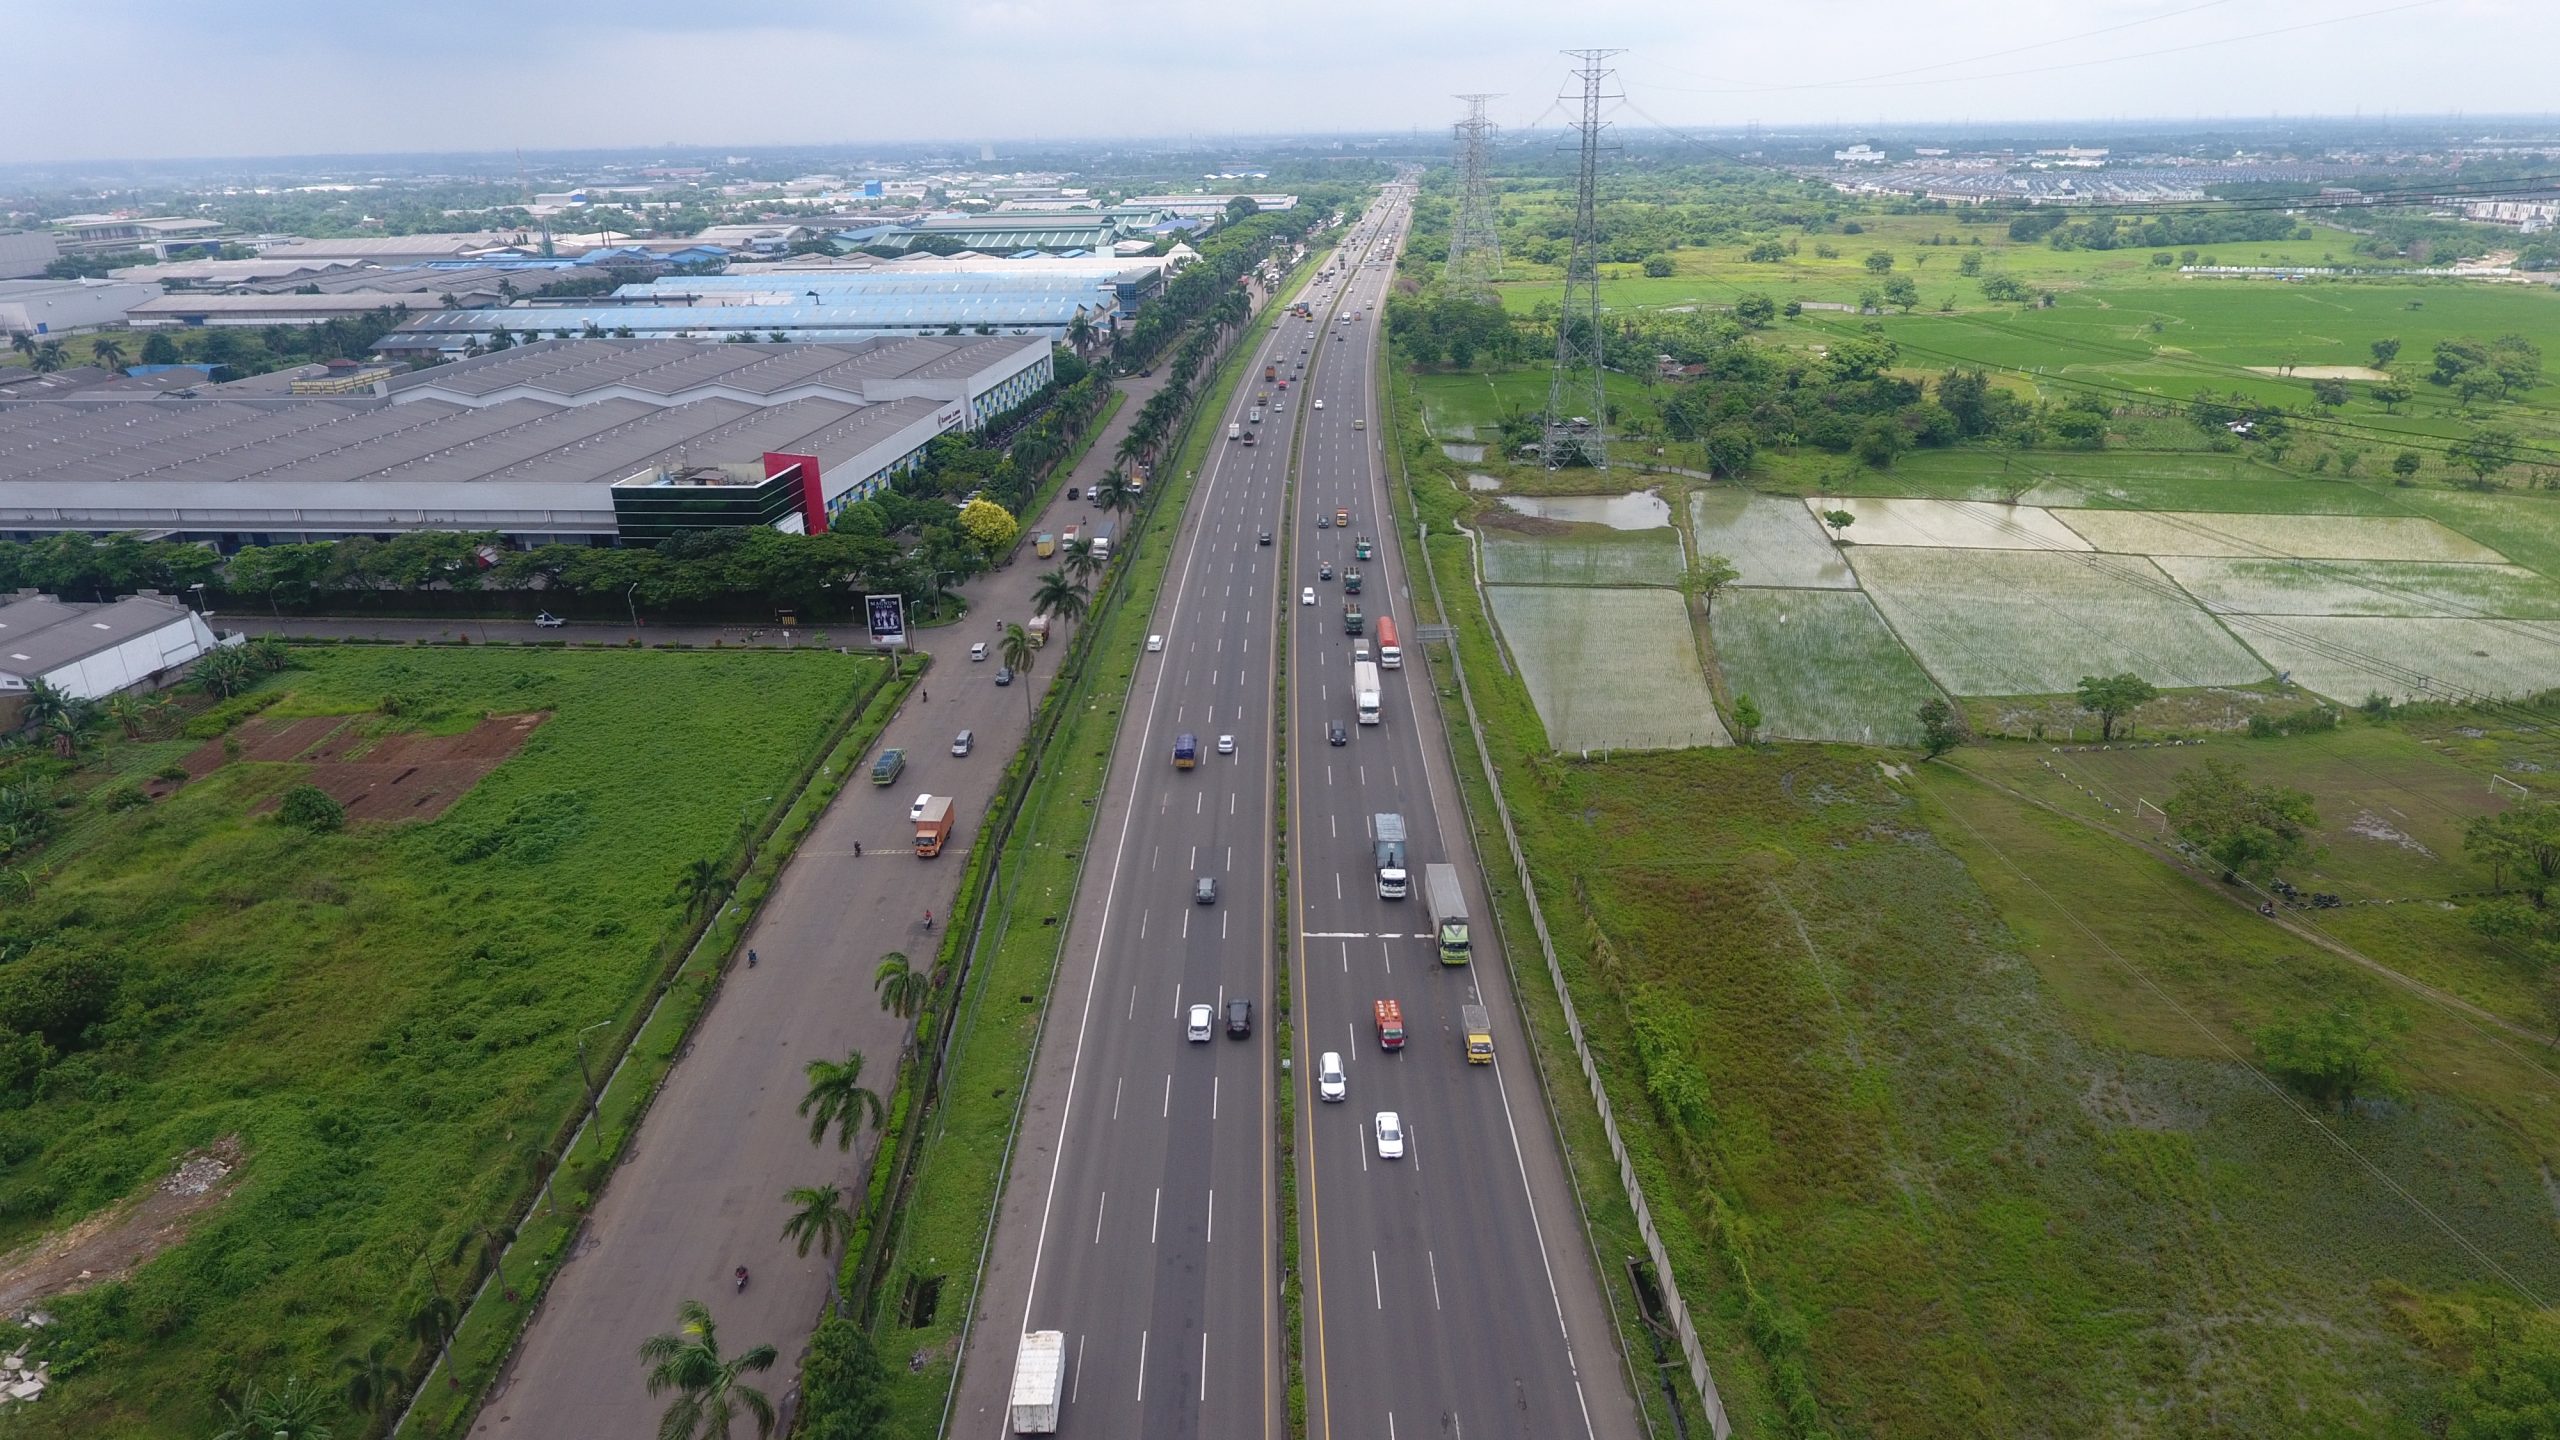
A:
914 795 954 858
1374 614 1402 669
1265 363 1277 381
1010 1330 1064 1433
1425 863 1470 963
1354 660 1382 726
1461 1003 1493 1063
1372 812 1408 899
1373 998 1406 1050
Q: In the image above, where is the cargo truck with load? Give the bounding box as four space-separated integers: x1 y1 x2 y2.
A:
1034 532 1056 558
1354 659 1381 726
1342 600 1363 636
1025 615 1049 647
1174 733 1198 769
1462 1003 1493 1063
913 795 954 857
1425 862 1470 963
1373 998 1405 1050
1010 1330 1064 1433
1090 526 1112 563
1372 812 1407 898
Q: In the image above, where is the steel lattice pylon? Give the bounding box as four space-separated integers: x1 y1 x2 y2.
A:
1544 49 1621 470
1444 94 1504 298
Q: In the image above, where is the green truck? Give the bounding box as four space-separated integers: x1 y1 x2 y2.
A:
870 748 905 785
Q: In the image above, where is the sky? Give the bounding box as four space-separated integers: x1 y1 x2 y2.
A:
12 0 2558 163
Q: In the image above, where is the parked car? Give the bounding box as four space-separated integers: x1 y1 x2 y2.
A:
1374 1111 1405 1159
1318 1052 1347 1103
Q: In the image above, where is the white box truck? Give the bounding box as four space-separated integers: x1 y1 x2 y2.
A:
1011 1330 1064 1433
1354 659 1381 725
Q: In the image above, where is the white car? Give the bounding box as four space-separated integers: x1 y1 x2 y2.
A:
1217 734 1236 755
1147 634 1164 653
1188 1003 1214 1043
1318 1052 1346 1103
1301 587 1317 606
909 793 931 822
970 641 987 661
1374 1111 1405 1159
1313 398 1325 410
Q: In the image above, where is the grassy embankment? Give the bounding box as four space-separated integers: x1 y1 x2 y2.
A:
0 644 888 1438
1388 355 2560 1435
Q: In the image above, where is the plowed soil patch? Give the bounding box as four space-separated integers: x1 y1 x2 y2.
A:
189 712 546 824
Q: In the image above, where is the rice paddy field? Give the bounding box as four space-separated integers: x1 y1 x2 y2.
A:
1815 495 2092 550
1485 584 1732 749
2154 556 2560 618
1710 588 1945 745
1850 546 2273 695
1689 489 1856 587
1478 517 1687 587
2224 613 2560 703
2057 508 2507 563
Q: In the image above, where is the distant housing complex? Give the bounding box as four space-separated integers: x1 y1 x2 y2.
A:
0 335 1050 547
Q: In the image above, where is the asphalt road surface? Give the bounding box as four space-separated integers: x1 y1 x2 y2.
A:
952 185 1643 1440
458 367 1174 1438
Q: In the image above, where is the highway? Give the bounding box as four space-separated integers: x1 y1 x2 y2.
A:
1283 201 1646 1440
953 183 1642 1439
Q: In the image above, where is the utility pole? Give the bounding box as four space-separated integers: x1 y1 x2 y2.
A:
1546 49 1622 471
1445 94 1505 299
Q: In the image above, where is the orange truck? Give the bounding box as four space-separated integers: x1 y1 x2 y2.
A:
1373 998 1405 1051
914 795 954 857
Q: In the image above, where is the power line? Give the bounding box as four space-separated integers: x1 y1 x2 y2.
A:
1548 50 1623 471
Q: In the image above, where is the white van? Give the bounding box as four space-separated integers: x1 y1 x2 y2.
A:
1228 423 1242 441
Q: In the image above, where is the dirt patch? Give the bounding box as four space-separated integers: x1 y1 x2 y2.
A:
0 1138 244 1314
1472 508 1575 537
186 712 547 824
2245 364 2391 382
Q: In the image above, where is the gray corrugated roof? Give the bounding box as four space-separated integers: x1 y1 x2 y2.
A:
0 593 196 676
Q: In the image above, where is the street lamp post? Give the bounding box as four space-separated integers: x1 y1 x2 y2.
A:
625 581 641 632
573 1018 614 1144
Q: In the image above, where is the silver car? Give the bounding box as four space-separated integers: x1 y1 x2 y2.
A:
1318 1052 1346 1103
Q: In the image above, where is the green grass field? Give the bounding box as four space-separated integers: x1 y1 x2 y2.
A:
1710 588 1945 745
1849 545 2271 695
3 645 872 1436
1485 584 1731 750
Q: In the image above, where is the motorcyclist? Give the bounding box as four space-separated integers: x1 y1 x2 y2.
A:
735 1266 749 1291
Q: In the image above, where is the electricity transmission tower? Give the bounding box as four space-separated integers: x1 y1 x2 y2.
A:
1545 50 1621 470
1444 94 1504 298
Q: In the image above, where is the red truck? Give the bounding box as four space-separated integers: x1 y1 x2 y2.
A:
1373 998 1405 1051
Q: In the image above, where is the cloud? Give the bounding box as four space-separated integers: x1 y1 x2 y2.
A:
8 0 2555 162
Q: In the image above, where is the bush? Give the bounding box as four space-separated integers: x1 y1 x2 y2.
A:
0 950 122 1049
277 785 344 834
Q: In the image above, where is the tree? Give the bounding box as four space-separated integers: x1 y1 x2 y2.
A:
1864 250 1896 274
89 335 128 373
192 644 257 699
2448 428 2521 488
1703 422 1757 479
1731 292 1776 328
2449 1321 2560 1440
873 950 931 1020
1001 622 1038 722
1820 509 1855 536
1957 250 1985 277
1854 418 1910 469
340 1337 405 1417
2166 757 2320 884
2370 380 2412 414
674 857 726 916
954 497 1018 556
638 1298 779 1440
2391 449 2424 482
1030 570 1087 641
1642 254 1674 277
1880 274 1920 313
2252 1002 2408 1113
781 1183 855 1259
2369 337 2401 369
408 1287 459 1380
1679 552 1740 620
799 1049 884 1151
1731 693 1762 744
1917 698 1965 759
798 1315 896 1440
140 331 182 366
213 1375 336 1440
27 340 68 374
280 784 346 833
2464 801 2560 905
1058 537 1101 589
2310 377 2348 410
2075 672 2158 742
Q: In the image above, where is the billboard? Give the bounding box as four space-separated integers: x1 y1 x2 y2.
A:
866 594 907 647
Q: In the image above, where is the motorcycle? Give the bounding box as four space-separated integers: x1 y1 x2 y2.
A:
735 1266 750 1293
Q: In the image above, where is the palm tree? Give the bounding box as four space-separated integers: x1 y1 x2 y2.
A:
638 1299 779 1440
1058 539 1101 590
1000 623 1039 723
340 1337 406 1418
6 331 33 359
780 1183 854 1259
28 340 68 374
674 857 725 916
213 1375 336 1440
452 1219 518 1294
408 1286 459 1382
1090 469 1132 515
89 336 128 373
798 1050 884 1151
1030 569 1088 642
1067 312 1095 356
873 951 931 1021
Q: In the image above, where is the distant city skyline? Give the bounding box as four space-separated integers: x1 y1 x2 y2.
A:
11 0 2558 164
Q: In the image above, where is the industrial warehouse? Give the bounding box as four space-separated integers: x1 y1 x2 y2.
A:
0 334 1051 547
